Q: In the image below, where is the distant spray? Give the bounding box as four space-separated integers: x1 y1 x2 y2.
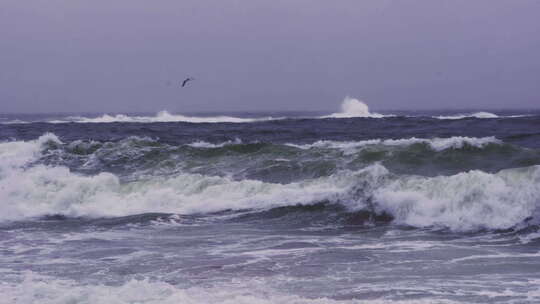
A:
324 97 386 118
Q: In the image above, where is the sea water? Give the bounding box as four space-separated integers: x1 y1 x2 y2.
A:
1 99 540 303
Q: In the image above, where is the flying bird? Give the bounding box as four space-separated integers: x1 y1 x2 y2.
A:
181 77 194 87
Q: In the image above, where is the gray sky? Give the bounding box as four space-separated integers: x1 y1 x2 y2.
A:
1 0 539 113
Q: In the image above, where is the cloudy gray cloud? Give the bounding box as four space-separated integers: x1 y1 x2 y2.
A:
1 0 539 113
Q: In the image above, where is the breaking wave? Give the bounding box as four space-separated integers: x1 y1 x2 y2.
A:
34 97 389 123
187 138 243 148
1 134 540 232
435 112 499 119
2 272 396 304
0 119 29 124
2 98 535 124
286 136 501 153
50 111 279 123
323 97 389 119
433 112 529 120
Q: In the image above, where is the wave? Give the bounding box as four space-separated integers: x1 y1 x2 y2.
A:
433 112 530 120
184 136 502 153
1 272 364 304
434 112 499 119
48 111 280 124
0 119 30 124
2 98 534 124
286 136 502 153
6 270 533 304
21 97 387 123
1 134 539 232
39 134 536 185
322 97 390 119
45 135 506 155
187 138 243 148
373 165 540 231
0 134 354 220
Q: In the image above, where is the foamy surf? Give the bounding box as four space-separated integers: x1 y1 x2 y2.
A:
1 134 539 232
2 113 540 304
433 112 530 119
322 97 390 119
434 112 499 119
1 99 535 124
187 138 243 148
49 111 280 123
2 272 465 304
186 136 501 152
286 136 502 153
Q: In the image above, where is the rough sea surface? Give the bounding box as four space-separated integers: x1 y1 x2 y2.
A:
1 100 540 303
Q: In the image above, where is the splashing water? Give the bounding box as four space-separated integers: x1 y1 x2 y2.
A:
324 97 386 118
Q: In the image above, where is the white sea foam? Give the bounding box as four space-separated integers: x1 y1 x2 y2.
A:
372 165 540 231
435 111 499 119
434 112 531 119
1 134 539 232
1 272 465 304
449 252 540 263
0 133 61 171
286 136 501 154
519 231 540 244
187 138 243 148
0 134 354 220
50 111 280 124
0 273 342 304
0 163 355 220
0 119 30 124
323 97 389 119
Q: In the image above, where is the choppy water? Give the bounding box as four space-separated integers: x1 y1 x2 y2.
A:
1 101 540 303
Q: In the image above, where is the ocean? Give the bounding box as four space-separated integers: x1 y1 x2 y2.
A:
1 99 540 303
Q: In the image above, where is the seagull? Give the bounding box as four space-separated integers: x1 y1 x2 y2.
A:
181 77 194 87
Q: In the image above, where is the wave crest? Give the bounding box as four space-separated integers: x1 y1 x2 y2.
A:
372 165 540 231
286 136 502 153
1 134 539 232
2 272 353 304
323 97 388 119
435 112 499 120
51 111 279 124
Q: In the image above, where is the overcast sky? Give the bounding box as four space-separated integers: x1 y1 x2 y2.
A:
1 0 539 113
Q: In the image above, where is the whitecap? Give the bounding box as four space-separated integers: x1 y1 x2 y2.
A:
322 97 390 119
187 138 243 148
50 111 280 124
1 134 539 233
434 112 499 119
286 136 501 154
